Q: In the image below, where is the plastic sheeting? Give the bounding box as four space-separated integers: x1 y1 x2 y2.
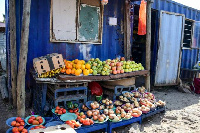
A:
155 11 185 86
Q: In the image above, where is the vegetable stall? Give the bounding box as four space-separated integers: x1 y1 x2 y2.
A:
6 55 166 133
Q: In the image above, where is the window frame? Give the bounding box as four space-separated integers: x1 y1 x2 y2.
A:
50 0 104 44
182 18 196 49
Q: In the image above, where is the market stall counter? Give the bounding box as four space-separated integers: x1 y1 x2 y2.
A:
30 70 149 116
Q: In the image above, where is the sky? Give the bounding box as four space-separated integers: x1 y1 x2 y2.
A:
0 0 200 22
173 0 200 10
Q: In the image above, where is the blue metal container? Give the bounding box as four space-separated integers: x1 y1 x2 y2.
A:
5 0 200 87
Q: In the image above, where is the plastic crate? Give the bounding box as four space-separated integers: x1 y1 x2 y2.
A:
108 116 142 133
103 85 136 100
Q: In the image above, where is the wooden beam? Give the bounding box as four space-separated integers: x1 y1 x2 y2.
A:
17 0 31 117
124 0 131 60
9 0 17 107
145 0 153 92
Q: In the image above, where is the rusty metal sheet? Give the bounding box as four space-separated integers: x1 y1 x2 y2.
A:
154 11 185 86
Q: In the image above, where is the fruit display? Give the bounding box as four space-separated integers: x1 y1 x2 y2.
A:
92 114 108 123
67 102 79 113
61 59 93 76
109 114 122 122
114 100 123 106
79 118 94 126
139 105 150 114
11 117 25 127
87 58 111 76
6 85 167 131
81 104 89 111
86 101 100 110
103 109 115 116
122 92 134 99
102 98 113 105
138 86 146 94
38 68 61 78
30 125 46 130
76 112 86 120
12 126 28 133
86 110 100 118
143 92 155 101
27 115 44 125
156 100 166 107
65 120 81 129
131 108 142 117
131 91 142 98
119 95 130 103
58 57 145 76
54 106 67 115
121 103 135 113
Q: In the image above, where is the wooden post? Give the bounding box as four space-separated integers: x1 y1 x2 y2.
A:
17 0 31 117
9 0 17 107
145 0 153 92
124 0 131 60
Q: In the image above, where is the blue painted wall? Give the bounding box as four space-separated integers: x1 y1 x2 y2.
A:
7 0 125 88
133 0 200 80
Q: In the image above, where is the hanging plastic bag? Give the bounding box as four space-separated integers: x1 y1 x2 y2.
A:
138 0 147 35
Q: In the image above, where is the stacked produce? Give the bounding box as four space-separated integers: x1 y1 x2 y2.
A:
58 57 145 76
60 59 92 76
6 86 166 132
87 58 111 75
12 127 28 133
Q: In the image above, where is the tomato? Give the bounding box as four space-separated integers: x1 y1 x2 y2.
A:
69 109 74 113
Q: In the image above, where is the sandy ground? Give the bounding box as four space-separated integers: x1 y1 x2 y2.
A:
127 88 200 133
1 88 200 133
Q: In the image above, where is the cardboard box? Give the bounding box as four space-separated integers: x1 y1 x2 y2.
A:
33 53 65 75
33 57 51 75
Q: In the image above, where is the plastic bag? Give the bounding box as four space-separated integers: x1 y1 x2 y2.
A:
88 82 103 96
138 0 147 35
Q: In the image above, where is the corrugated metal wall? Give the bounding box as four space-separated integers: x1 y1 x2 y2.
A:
7 0 125 88
0 33 6 70
133 0 200 80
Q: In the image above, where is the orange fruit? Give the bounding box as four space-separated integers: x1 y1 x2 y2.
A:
85 64 91 69
74 59 79 64
89 69 93 74
71 69 75 75
77 69 82 74
66 64 72 69
75 69 81 76
66 69 72 75
77 60 82 65
60 68 66 73
81 65 85 70
76 64 81 69
81 60 85 64
83 69 89 76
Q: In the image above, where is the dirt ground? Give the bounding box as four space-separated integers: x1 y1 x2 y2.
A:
1 87 200 133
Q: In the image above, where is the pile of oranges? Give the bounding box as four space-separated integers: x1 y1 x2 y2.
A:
61 59 92 76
